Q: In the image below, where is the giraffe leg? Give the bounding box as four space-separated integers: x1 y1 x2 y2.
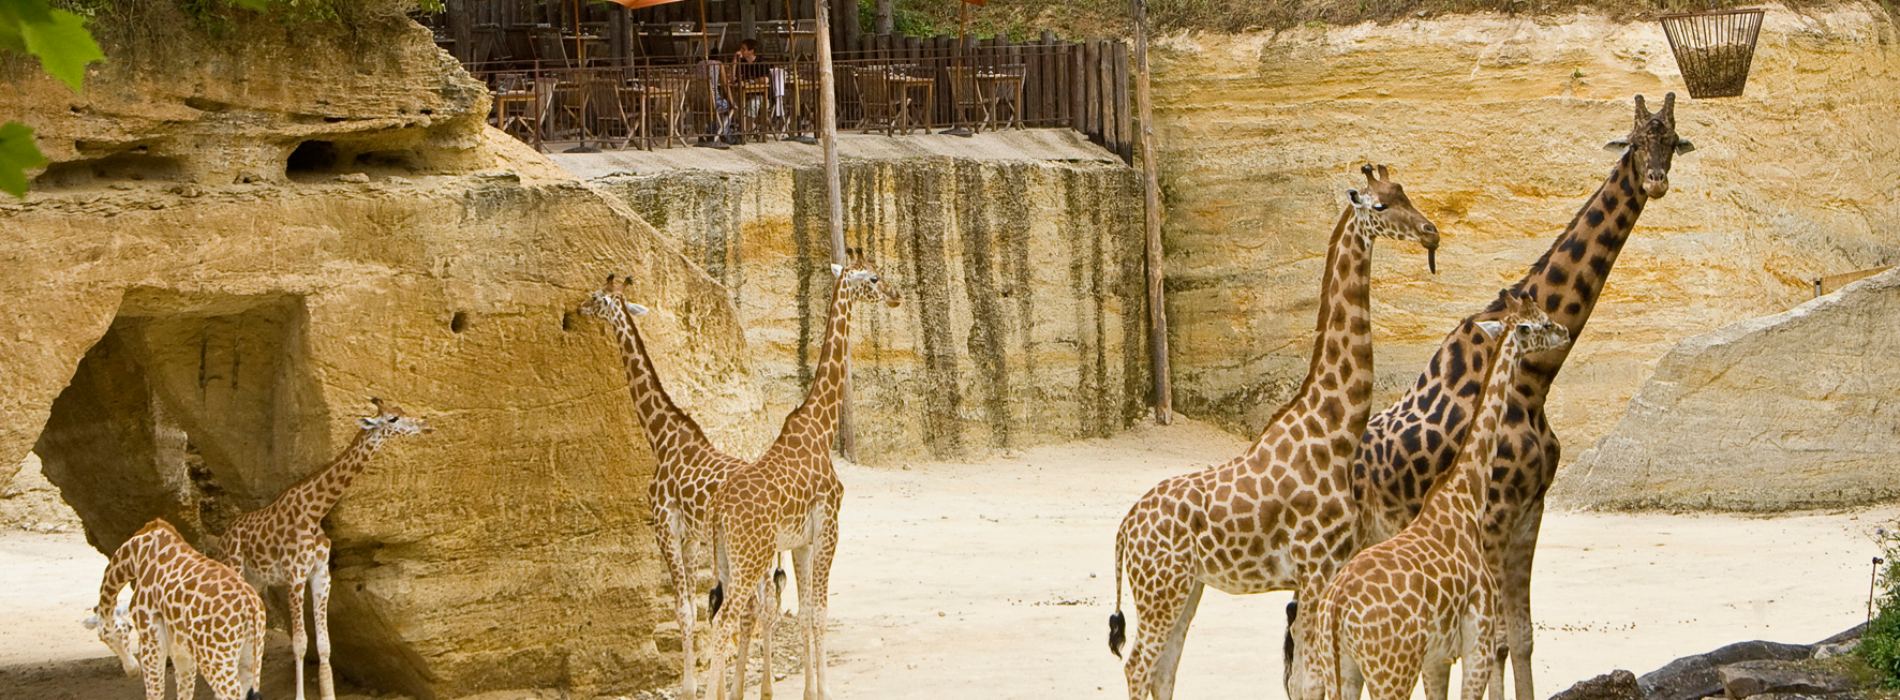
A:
171 638 198 700
757 566 781 700
1121 560 1193 700
733 583 753 700
661 516 699 700
1459 599 1498 700
1421 658 1452 700
790 544 817 700
1503 500 1545 700
1150 582 1203 700
804 507 840 700
137 617 168 700
288 580 309 700
311 559 337 700
711 543 774 700
205 645 245 700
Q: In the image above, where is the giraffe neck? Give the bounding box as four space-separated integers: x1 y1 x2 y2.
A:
605 302 712 455
1504 149 1648 403
1254 205 1375 450
1416 330 1520 532
777 276 854 450
293 429 386 519
95 533 146 616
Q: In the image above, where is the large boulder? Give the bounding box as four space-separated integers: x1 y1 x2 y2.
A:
1720 660 1857 699
1 2 761 696
1558 267 1900 511
1637 641 1814 700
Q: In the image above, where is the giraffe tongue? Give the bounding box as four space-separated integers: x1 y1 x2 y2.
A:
1428 248 1438 275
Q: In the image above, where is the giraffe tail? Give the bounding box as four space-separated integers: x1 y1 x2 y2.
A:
1108 520 1127 658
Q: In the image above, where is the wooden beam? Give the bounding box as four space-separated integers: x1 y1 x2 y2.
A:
815 0 857 459
1131 0 1172 424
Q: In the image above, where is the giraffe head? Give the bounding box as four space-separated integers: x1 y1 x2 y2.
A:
578 273 651 323
358 397 431 436
1604 93 1695 199
83 601 141 676
830 251 901 308
1347 163 1442 273
1477 289 1571 354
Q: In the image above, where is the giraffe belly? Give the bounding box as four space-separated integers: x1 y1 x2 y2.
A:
1197 543 1296 595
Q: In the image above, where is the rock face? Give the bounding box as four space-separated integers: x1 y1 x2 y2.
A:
570 132 1150 462
1551 669 1643 700
1639 640 1815 700
1720 660 1858 699
0 4 761 696
1558 267 1900 511
1150 6 1900 454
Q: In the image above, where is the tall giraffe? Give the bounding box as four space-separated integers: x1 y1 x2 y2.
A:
206 398 430 700
87 519 267 700
1303 291 1569 700
577 274 782 700
703 256 900 700
1348 94 1696 700
1108 165 1441 700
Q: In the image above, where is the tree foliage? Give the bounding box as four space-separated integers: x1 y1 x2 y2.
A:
0 0 105 197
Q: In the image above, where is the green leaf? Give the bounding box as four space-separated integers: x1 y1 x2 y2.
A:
0 121 48 198
0 0 56 25
19 8 104 93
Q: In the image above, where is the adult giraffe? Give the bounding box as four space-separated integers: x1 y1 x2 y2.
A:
1346 94 1695 700
1109 165 1440 700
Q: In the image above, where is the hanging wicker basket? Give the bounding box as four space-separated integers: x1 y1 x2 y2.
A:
1657 6 1765 98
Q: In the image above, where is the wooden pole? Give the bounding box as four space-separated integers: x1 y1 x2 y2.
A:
1132 0 1172 424
816 0 857 459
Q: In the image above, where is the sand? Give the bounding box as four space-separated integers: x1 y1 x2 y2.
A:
3 418 1891 699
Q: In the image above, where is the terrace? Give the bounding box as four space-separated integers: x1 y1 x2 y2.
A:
419 0 1133 159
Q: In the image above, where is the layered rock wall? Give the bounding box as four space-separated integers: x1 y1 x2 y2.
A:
0 4 759 696
1151 6 1900 454
1556 267 1900 512
571 132 1150 462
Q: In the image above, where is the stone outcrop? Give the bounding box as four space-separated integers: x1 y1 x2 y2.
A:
1149 6 1900 455
569 132 1150 462
1 3 762 696
1557 267 1900 511
1557 625 1874 700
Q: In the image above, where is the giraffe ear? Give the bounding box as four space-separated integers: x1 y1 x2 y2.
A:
83 614 101 629
1674 139 1696 154
624 302 649 317
830 263 843 277
1475 320 1505 339
358 417 380 430
1603 138 1630 152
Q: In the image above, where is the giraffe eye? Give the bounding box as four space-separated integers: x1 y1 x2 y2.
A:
870 274 880 283
1373 203 1387 211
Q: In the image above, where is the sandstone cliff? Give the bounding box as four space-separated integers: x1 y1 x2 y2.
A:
1151 5 1900 457
0 3 760 695
1554 267 1900 512
568 131 1150 462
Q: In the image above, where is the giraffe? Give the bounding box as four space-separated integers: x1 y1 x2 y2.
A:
703 255 901 700
577 274 783 700
1303 290 1570 700
86 518 267 700
205 398 430 700
1346 93 1696 700
1108 164 1442 700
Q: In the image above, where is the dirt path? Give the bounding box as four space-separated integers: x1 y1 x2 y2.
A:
3 419 1890 699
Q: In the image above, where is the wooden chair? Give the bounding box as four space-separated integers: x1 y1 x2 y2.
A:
853 66 909 136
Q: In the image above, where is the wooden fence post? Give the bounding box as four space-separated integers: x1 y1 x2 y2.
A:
1132 0 1172 424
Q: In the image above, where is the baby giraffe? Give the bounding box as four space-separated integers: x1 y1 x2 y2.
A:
1302 290 1569 700
207 398 430 700
87 519 267 700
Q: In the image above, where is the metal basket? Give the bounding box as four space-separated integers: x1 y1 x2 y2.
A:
1658 7 1765 98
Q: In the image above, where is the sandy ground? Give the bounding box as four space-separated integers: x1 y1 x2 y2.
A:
3 419 1892 699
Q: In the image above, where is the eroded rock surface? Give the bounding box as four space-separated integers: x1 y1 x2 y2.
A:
569 131 1149 461
1151 7 1900 454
